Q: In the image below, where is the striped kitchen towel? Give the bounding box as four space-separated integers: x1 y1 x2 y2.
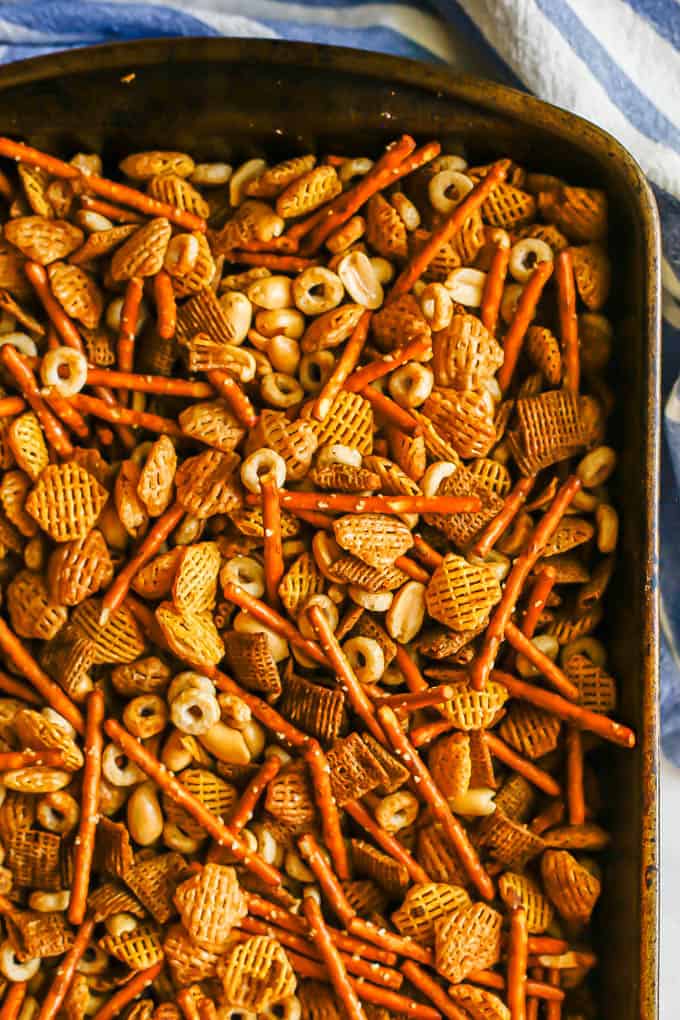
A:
1 0 679 757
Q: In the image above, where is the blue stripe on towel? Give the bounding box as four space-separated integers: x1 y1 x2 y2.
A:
0 1 219 41
621 0 680 50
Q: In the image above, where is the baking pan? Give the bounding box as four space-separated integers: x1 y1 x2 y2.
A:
0 38 659 1018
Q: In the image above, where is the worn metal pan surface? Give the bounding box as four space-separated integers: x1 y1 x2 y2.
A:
0 37 660 1019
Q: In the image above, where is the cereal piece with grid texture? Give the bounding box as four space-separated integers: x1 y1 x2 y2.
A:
175 285 242 346
247 155 316 199
428 732 471 800
156 602 224 670
265 762 316 830
477 809 546 869
279 671 348 744
305 389 373 455
326 732 388 807
121 852 189 925
362 455 421 501
507 390 591 475
371 293 430 353
448 985 510 1020
278 552 324 616
365 193 408 259
26 463 107 542
426 554 501 632
40 634 95 702
351 838 409 896
48 261 103 329
248 410 318 481
170 234 216 297
525 326 562 386
175 449 243 519
6 570 68 641
565 654 617 713
277 165 341 218
417 824 469 888
498 872 554 933
493 774 535 823
163 769 237 842
110 218 172 281
71 598 146 664
5 907 73 961
432 314 504 391
87 881 146 922
334 513 412 570
341 879 389 918
301 304 366 354
361 733 409 794
47 529 113 607
434 902 503 983
219 935 296 1011
222 631 282 700
8 412 48 482
499 703 561 760
131 549 181 601
422 387 497 460
6 829 62 889
172 541 221 614
13 708 83 770
163 922 222 986
179 401 246 455
137 436 177 518
99 923 164 970
331 556 410 593
311 461 381 493
297 980 342 1020
174 863 247 951
5 216 84 265
95 818 135 878
391 882 471 946
538 185 607 243
541 849 601 924
417 625 482 662
147 174 210 218
481 182 536 228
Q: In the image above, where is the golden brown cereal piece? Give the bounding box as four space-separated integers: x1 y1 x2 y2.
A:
13 707 83 770
110 217 172 281
0 239 30 296
570 242 611 311
507 390 591 475
0 789 35 839
417 624 482 662
427 466 504 550
331 556 409 592
279 670 348 744
5 216 84 264
63 973 89 1020
388 427 426 482
408 229 463 284
111 656 171 698
310 462 381 493
351 837 410 895
432 314 504 390
539 185 607 242
249 410 318 481
164 769 237 841
137 330 180 377
174 863 247 951
448 985 510 1020
541 849 601 924
119 150 194 179
0 512 23 555
426 554 501 632
333 512 413 569
124 852 190 924
132 549 182 600
365 192 409 259
137 436 177 518
219 935 296 1011
565 654 617 713
301 302 366 354
434 902 503 983
498 871 555 933
499 703 561 760
525 325 562 385
543 823 610 852
392 882 471 945
8 412 48 482
546 604 604 645
40 634 95 702
341 879 389 918
428 732 471 799
2 766 71 794
5 906 73 960
172 541 221 613
541 517 595 557
87 881 146 922
212 200 283 252
494 774 536 822
18 164 53 217
26 462 107 542
223 630 283 699
6 569 67 641
229 505 301 540
361 732 410 793
94 817 135 878
6 828 63 889
164 922 222 985
156 602 225 669
175 286 240 347
468 458 512 498
47 529 114 606
298 980 342 1020
147 174 210 218
422 387 497 460
47 261 103 329
326 732 388 806
175 449 243 519
438 678 509 730
170 231 216 297
305 390 374 455
354 616 398 668
179 401 246 455
265 762 316 829
481 182 536 228
372 294 431 355
362 455 421 503
184 334 253 377
278 552 324 616
477 809 546 869
276 165 341 218
99 923 164 970
114 462 148 540
247 155 317 199
71 597 145 664
69 224 138 266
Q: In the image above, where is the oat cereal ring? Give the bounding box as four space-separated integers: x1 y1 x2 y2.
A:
40 346 88 397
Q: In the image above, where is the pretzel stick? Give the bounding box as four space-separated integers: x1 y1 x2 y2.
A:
466 971 565 1001
71 392 181 435
482 732 561 797
87 368 213 398
344 799 430 884
24 261 85 351
470 476 581 690
360 385 420 434
395 556 430 583
497 260 554 392
305 738 350 880
556 250 579 394
229 755 281 830
89 386 136 449
287 507 334 531
90 962 164 1020
212 669 310 750
527 937 569 955
346 916 433 965
0 346 73 457
507 904 529 1020
394 644 429 693
118 276 144 373
307 604 386 744
221 583 328 667
373 684 455 711
401 961 468 1020
468 475 536 560
480 243 510 335
504 622 578 700
0 397 25 416
153 270 176 340
413 534 444 569
529 799 565 835
297 832 356 926
81 195 144 223
261 474 284 610
230 236 300 254
206 369 258 428
125 593 172 652
0 984 26 1020
0 750 66 770
37 917 96 1020
389 160 509 301
105 719 282 885
68 689 104 925
344 336 432 393
303 895 369 1020
42 391 91 440
99 501 184 626
313 309 371 419
565 726 586 824
257 492 481 514
521 567 556 637
229 252 319 272
545 969 562 1020
410 718 457 748
177 989 201 1020
377 705 494 900
491 670 635 748
0 670 42 705
0 618 84 734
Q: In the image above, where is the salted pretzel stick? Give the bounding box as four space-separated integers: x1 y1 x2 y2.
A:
118 276 144 373
344 336 432 393
88 368 213 398
307 604 386 745
0 618 84 734
258 491 481 514
90 386 136 449
81 195 144 223
377 705 494 900
207 369 258 428
344 799 430 884
468 475 536 560
346 916 433 966
99 501 184 626
42 391 90 440
0 670 42 705
527 937 569 955
0 750 66 770
394 644 429 693
105 719 282 884
389 160 509 301
529 799 565 835
222 584 328 667
507 904 529 1020
497 259 553 392
556 250 579 394
0 346 73 457
37 917 96 1020
521 567 556 637
306 740 350 880
396 556 431 583
68 689 104 925
24 261 84 351
230 251 319 272
480 242 510 335
261 474 284 610
231 236 300 254
566 727 586 824
373 684 454 711
526 967 542 1020
413 533 444 569
360 385 420 434
229 755 281 830
483 732 561 797
0 396 25 416
90 962 164 1020
287 507 334 531
401 961 468 1020
545 969 562 1020
466 971 565 1001
313 309 371 419
298 832 355 926
491 670 636 748
504 622 578 700
153 270 176 340
71 392 181 436
410 718 457 748
0 983 26 1020
304 895 369 1020
470 476 581 690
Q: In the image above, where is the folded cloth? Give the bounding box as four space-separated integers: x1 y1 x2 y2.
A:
1 0 679 756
